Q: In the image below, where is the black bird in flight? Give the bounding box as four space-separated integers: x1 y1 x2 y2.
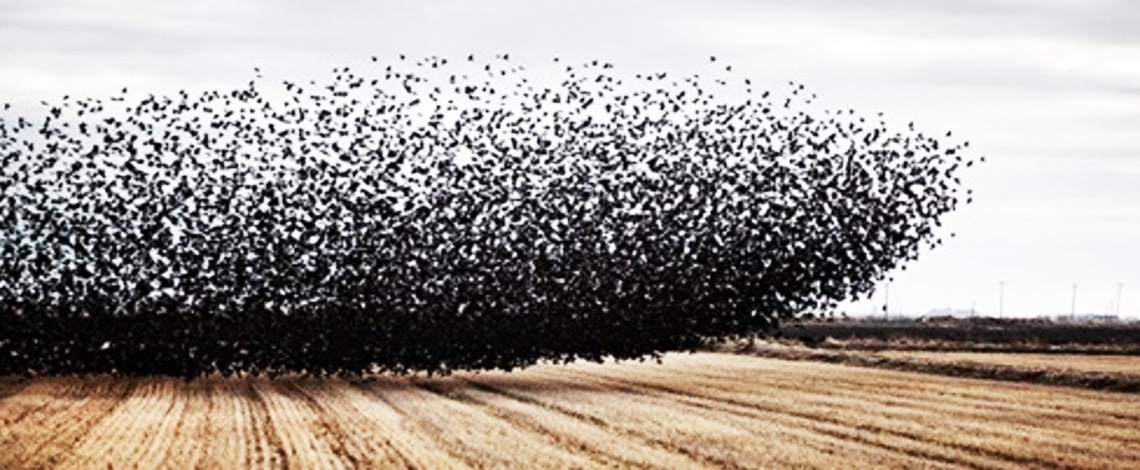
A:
0 53 977 377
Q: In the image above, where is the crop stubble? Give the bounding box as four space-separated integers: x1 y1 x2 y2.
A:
874 351 1140 375
2 353 1139 469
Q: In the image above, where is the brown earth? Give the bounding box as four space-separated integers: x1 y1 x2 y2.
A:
875 351 1140 374
740 342 1140 394
3 353 1140 469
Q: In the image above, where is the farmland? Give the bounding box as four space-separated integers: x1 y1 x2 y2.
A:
3 352 1140 469
784 319 1140 353
876 351 1140 375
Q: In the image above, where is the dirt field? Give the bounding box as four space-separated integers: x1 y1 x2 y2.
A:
876 351 1140 375
3 353 1139 469
787 320 1140 354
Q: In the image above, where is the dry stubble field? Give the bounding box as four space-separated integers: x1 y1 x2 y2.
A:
2 352 1139 469
873 351 1140 375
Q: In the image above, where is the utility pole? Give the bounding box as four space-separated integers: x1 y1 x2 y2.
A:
999 281 1005 319
883 282 890 321
1117 283 1124 317
1071 283 1078 321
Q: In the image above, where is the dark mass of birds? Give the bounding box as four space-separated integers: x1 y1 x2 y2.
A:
0 55 977 378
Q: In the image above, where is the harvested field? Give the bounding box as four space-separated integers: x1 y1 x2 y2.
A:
3 353 1140 469
785 320 1140 354
741 343 1140 393
876 351 1140 375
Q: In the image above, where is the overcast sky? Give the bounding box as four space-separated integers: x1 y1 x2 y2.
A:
2 0 1138 318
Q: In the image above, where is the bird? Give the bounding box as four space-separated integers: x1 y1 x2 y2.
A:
0 54 976 378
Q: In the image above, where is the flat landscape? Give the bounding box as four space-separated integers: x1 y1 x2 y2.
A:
3 353 1139 469
875 351 1140 375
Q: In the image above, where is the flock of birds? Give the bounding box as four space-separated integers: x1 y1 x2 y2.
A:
0 55 976 377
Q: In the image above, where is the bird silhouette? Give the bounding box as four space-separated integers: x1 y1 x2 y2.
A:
0 54 977 378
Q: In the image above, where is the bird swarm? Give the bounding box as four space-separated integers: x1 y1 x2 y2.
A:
0 55 976 377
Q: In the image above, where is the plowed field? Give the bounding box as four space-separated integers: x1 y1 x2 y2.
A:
3 353 1139 469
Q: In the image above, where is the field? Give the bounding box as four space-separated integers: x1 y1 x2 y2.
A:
786 319 1140 353
3 353 1140 469
876 351 1140 375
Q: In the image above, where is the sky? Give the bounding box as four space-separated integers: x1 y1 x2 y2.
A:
1 0 1138 318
